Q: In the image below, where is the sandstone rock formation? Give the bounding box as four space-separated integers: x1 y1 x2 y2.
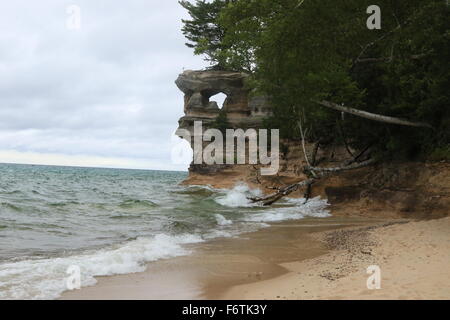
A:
175 70 272 175
176 70 271 131
174 73 449 220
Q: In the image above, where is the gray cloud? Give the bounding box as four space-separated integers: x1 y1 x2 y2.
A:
0 0 204 170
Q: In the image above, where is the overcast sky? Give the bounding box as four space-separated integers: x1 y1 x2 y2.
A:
0 0 207 171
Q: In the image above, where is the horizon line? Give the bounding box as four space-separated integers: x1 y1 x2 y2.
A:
0 162 188 173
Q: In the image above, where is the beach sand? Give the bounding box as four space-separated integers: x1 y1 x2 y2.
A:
222 217 450 300
61 217 450 300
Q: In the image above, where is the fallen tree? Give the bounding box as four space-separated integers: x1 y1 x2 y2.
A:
248 158 377 206
249 100 432 206
248 178 317 206
315 100 433 129
249 121 377 206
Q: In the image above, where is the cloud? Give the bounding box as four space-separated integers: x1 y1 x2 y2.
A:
0 0 203 170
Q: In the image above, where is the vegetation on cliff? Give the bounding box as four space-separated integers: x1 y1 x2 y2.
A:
180 0 449 161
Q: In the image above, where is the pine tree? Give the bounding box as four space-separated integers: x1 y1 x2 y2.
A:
179 0 232 68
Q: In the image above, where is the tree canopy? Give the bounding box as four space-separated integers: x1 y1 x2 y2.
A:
180 0 450 160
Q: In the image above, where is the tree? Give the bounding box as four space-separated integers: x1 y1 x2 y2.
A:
219 0 449 159
180 0 449 160
180 0 232 68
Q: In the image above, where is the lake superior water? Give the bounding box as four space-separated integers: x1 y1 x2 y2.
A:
0 163 331 299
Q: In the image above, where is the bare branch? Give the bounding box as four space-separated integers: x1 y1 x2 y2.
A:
336 119 354 158
353 25 401 67
248 178 317 206
344 144 373 166
355 51 433 64
298 121 318 178
303 180 315 204
315 100 433 129
305 158 377 173
295 0 305 9
249 156 377 206
311 141 321 166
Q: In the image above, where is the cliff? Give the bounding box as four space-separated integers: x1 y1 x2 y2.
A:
175 70 449 219
175 69 271 175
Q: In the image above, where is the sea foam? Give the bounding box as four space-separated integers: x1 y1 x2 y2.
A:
215 214 233 226
215 184 262 208
0 176 332 300
0 234 203 300
244 197 331 222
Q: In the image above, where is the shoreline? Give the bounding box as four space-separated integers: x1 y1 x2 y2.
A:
61 216 403 300
222 217 450 300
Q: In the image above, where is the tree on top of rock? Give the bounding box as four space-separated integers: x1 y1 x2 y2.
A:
180 0 234 69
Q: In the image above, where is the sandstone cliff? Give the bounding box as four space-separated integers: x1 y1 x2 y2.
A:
175 70 449 219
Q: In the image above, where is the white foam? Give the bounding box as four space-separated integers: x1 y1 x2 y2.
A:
214 214 233 226
215 184 262 208
203 230 235 239
0 234 203 300
0 183 333 300
185 184 224 192
244 197 331 222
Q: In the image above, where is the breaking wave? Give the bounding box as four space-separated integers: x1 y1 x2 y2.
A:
0 234 204 300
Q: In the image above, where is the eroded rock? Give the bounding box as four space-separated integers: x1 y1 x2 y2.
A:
176 70 270 128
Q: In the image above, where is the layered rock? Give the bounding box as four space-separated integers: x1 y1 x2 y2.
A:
175 70 271 131
175 70 272 175
174 72 449 220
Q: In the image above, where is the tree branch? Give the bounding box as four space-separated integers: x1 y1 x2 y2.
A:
248 178 317 206
315 100 433 129
249 156 377 206
298 121 318 178
305 158 377 173
355 51 433 64
353 25 401 67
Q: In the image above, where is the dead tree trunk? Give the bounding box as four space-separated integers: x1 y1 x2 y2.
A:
305 158 377 173
315 100 433 129
248 159 377 206
248 179 317 206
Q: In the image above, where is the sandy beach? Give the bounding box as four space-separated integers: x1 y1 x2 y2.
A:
61 217 376 299
223 217 450 300
60 216 450 300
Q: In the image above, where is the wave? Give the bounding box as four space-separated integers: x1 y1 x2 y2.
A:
171 185 219 197
0 234 203 300
243 197 331 222
215 184 262 208
118 199 159 209
49 201 81 207
0 179 332 300
1 190 23 195
214 214 233 226
0 202 23 212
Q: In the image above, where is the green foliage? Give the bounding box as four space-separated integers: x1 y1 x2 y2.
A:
180 0 450 161
429 146 450 161
179 0 234 69
210 109 231 134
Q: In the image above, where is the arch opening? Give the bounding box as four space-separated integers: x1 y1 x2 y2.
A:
209 92 227 109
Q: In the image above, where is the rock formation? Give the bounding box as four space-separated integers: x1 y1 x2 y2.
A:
174 72 449 220
175 70 271 132
175 70 272 174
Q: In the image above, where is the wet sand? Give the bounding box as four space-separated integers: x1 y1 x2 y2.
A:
62 217 387 300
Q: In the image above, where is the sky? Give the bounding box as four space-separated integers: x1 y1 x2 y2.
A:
0 0 208 171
